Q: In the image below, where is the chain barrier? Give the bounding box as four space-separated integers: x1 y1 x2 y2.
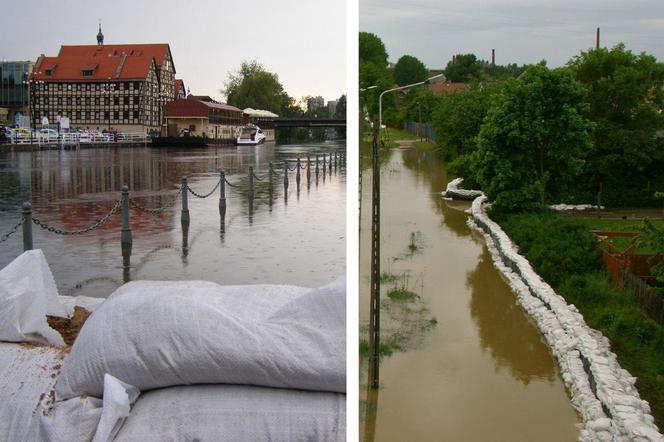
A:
286 164 298 172
252 172 268 182
300 163 308 170
129 189 182 213
0 219 24 243
32 200 121 235
224 177 242 188
187 179 221 199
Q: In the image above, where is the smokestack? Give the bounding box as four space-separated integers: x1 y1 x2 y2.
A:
596 27 600 49
491 49 495 65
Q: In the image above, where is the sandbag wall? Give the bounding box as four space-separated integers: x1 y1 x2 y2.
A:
468 194 662 442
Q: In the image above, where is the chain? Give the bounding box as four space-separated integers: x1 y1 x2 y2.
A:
0 218 24 243
188 179 221 198
32 201 121 235
224 177 242 188
129 188 182 213
286 164 297 171
300 162 308 170
252 172 267 182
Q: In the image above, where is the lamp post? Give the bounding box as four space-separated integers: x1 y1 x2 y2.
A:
368 73 445 389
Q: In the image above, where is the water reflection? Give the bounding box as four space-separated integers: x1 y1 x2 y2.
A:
0 142 345 296
467 246 557 384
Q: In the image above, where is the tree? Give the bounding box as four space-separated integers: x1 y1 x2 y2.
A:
568 44 664 206
470 63 593 211
359 32 388 67
443 54 482 83
222 60 285 114
393 55 428 86
335 94 346 119
431 84 499 159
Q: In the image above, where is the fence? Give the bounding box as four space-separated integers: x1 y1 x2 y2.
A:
404 121 437 142
6 131 148 147
0 151 346 258
620 268 664 325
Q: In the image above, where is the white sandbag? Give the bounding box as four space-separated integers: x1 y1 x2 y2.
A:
0 342 62 441
114 384 346 442
92 374 140 442
0 249 68 346
56 277 346 399
58 295 105 316
39 395 103 442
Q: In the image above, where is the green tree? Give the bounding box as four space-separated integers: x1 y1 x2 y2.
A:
335 94 346 119
471 63 593 211
393 55 428 86
223 60 285 114
359 32 388 67
568 44 664 206
431 84 499 159
443 54 482 83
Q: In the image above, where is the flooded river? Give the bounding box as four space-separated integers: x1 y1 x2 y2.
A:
0 142 345 297
359 143 579 441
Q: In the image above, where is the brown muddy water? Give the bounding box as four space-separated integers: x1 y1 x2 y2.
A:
0 142 345 296
359 143 580 441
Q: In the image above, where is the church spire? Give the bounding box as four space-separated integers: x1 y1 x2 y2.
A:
97 20 104 46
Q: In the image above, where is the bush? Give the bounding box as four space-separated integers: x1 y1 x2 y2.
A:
495 210 602 286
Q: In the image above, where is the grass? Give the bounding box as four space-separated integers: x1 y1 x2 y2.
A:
386 287 418 300
573 218 664 253
496 210 664 427
380 272 400 284
412 139 436 151
361 127 418 148
359 339 395 357
407 231 424 255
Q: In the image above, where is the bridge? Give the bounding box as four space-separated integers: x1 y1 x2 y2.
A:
273 118 346 128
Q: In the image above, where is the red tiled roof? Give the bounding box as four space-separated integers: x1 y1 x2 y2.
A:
31 44 171 82
174 79 185 97
427 82 467 95
164 99 242 118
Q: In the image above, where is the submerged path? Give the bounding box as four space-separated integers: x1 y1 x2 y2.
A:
359 141 579 441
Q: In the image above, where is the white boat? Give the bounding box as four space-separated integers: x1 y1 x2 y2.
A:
236 124 266 146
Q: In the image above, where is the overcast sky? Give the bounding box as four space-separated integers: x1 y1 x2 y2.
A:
1 0 345 103
361 0 664 69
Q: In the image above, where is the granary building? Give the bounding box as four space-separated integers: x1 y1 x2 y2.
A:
29 25 176 133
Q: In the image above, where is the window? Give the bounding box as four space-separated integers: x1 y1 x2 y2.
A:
124 82 129 90
45 69 52 76
82 70 93 77
95 112 100 120
95 97 100 105
133 110 139 119
123 111 129 120
66 97 72 105
114 97 119 105
134 81 140 89
104 111 109 120
76 97 82 105
104 98 110 106
95 84 100 91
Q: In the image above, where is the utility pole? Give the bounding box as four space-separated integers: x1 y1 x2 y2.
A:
596 27 600 49
368 114 381 389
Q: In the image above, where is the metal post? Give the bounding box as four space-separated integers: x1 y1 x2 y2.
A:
22 202 33 251
248 166 254 197
268 162 274 195
181 177 190 225
219 170 226 218
283 160 289 192
369 114 381 389
306 156 311 184
121 185 133 249
296 157 301 187
329 153 332 173
323 153 326 171
315 154 320 176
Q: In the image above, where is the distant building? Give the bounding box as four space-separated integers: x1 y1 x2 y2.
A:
427 82 466 95
0 61 33 124
327 100 338 117
164 97 243 141
29 24 177 133
307 96 325 114
243 108 278 141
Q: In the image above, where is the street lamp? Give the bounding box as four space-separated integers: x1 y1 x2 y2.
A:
368 73 444 389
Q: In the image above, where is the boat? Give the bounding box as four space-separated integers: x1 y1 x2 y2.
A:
236 124 266 146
